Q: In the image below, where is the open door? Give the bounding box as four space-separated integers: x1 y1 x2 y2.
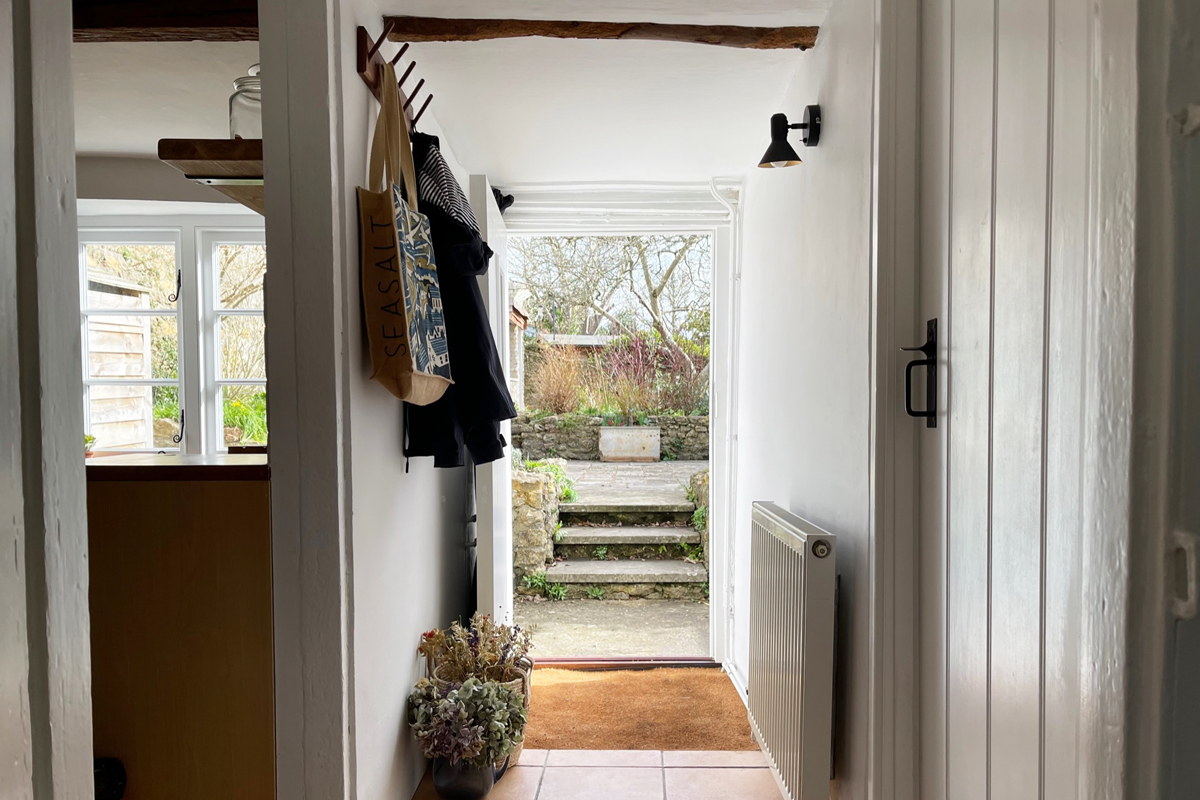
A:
469 175 514 624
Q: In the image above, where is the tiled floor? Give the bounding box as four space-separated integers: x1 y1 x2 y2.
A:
413 750 784 800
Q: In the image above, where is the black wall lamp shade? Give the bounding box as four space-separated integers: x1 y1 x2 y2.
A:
758 105 822 168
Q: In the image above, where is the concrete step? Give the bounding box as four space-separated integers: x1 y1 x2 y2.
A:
556 526 699 546
546 559 707 585
559 499 695 514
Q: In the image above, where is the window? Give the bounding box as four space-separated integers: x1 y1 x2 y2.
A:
79 222 266 455
202 233 268 453
79 231 184 452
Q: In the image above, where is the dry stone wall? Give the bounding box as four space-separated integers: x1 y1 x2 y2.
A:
511 413 709 461
511 462 564 586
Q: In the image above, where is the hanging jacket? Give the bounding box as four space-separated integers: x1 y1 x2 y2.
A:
404 131 517 467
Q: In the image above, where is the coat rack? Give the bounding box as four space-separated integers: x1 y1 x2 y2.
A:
357 21 433 130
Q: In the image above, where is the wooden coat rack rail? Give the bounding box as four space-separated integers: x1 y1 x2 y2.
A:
357 22 432 130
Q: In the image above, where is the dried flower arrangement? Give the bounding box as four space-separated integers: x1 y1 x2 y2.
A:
418 613 534 684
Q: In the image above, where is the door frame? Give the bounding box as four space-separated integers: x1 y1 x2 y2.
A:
503 186 737 664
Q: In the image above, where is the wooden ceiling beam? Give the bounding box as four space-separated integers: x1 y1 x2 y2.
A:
73 1 258 43
383 16 819 51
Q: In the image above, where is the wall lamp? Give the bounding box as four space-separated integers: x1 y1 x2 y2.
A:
758 105 822 168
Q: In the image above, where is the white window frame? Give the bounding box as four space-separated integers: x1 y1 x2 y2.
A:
78 216 265 455
78 227 188 454
198 228 268 453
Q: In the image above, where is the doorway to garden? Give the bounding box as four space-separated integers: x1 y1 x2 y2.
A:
505 232 717 659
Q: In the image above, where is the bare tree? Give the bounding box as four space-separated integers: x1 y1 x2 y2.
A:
510 235 711 359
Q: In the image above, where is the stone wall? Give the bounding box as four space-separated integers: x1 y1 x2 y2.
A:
689 467 710 572
511 413 709 461
511 463 563 586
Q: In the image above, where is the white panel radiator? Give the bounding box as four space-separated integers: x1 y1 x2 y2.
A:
748 502 837 800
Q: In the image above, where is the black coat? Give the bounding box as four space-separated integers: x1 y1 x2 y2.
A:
404 132 516 468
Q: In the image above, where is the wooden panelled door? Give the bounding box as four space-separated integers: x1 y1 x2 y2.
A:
916 0 1092 794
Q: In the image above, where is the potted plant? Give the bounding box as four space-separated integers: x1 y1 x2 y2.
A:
84 434 96 458
418 614 534 763
408 677 527 800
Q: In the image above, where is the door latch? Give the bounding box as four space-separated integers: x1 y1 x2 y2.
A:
901 319 938 429
1173 528 1198 620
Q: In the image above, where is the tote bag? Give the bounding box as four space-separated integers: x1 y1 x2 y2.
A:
356 62 452 404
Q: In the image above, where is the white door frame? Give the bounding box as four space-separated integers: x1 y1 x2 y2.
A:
470 175 516 625
505 190 736 664
2 0 94 796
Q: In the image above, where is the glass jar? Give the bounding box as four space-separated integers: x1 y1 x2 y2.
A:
229 64 261 140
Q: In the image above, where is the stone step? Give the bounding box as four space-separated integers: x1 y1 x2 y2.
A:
559 499 695 514
546 559 707 584
557 526 700 546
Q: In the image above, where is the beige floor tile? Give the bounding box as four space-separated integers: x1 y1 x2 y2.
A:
539 766 665 800
489 766 544 800
665 767 784 800
545 749 662 768
516 748 549 766
662 750 769 768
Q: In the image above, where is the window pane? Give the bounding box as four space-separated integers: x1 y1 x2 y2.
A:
88 384 181 451
221 385 268 446
218 244 266 309
87 314 179 379
220 314 266 379
86 244 177 310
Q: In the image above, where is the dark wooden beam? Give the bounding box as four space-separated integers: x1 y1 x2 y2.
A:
73 1 258 43
383 16 819 51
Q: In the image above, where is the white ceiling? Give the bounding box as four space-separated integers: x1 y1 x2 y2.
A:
73 42 259 156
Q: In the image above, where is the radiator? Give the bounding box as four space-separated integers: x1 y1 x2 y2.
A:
748 502 837 800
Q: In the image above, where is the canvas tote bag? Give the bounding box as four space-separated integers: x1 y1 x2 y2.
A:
356 62 453 404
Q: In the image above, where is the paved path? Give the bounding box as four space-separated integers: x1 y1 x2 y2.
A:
565 460 707 507
516 598 709 658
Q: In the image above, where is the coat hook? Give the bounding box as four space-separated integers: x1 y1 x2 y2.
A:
412 94 433 126
390 42 410 65
404 79 425 111
367 19 396 59
398 61 416 89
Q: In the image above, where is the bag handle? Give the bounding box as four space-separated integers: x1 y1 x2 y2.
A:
367 62 419 207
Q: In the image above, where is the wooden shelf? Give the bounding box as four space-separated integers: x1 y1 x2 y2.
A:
158 138 264 214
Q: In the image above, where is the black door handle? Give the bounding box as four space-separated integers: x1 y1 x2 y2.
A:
901 319 937 428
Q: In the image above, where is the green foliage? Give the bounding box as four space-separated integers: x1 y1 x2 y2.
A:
222 390 269 445
153 386 179 421
84 434 96 453
691 505 707 535
679 542 704 564
523 571 549 593
524 460 577 503
681 482 698 504
408 677 527 768
546 583 567 602
592 545 609 561
587 587 606 600
553 522 564 543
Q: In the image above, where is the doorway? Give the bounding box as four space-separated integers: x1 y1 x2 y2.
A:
504 233 714 660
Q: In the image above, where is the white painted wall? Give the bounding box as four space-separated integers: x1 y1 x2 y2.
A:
338 5 471 800
260 1 472 797
729 0 877 793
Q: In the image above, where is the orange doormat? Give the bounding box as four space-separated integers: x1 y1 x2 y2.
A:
522 668 758 751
